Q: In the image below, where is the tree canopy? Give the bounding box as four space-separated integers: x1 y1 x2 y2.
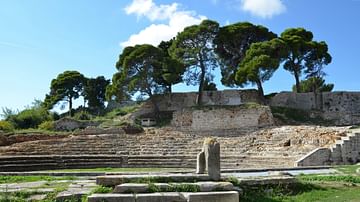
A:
214 22 277 88
83 76 110 111
44 71 85 116
170 19 219 105
281 28 332 92
110 44 172 116
292 77 334 93
235 38 287 98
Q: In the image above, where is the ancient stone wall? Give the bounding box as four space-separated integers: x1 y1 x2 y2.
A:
171 105 274 131
296 132 360 166
270 92 360 125
139 89 260 114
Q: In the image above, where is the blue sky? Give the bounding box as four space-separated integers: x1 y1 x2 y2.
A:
0 0 359 112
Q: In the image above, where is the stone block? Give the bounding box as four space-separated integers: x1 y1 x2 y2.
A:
204 140 220 181
136 192 186 202
114 183 149 193
88 194 135 202
195 181 234 192
196 151 205 174
183 191 239 202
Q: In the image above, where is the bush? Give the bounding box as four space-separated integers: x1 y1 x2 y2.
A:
73 111 92 120
0 121 14 132
38 121 54 131
7 108 52 129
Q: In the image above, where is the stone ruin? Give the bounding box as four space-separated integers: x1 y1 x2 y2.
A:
196 138 221 181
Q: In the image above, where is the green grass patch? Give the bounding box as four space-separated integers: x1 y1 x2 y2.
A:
336 165 360 175
92 186 113 194
270 106 333 125
0 176 76 184
299 175 360 184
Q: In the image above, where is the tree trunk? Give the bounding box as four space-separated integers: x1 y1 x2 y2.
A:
255 80 265 103
69 97 73 117
294 70 301 93
148 91 160 121
197 59 206 106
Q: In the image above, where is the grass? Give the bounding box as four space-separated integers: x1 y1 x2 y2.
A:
45 167 190 173
335 164 360 175
270 106 333 125
299 174 360 184
0 176 76 184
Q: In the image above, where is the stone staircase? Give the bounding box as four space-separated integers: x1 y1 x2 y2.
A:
0 126 349 171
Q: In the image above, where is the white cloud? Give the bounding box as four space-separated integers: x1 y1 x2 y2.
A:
241 0 286 18
121 0 206 47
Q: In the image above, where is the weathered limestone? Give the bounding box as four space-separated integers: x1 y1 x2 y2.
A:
196 151 205 174
204 138 221 181
113 182 235 193
172 105 274 131
88 194 135 202
88 192 239 202
296 132 360 166
182 191 239 202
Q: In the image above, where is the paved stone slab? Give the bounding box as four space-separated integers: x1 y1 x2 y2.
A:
97 174 211 187
114 183 150 193
195 181 234 192
88 193 135 202
56 181 97 201
27 194 47 201
136 192 186 202
183 191 239 202
114 182 234 193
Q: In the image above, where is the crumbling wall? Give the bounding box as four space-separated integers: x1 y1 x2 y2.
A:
296 132 360 166
141 89 260 112
270 92 360 125
172 105 274 131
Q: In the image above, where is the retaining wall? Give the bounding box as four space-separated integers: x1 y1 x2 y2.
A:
171 105 274 131
270 91 360 125
296 132 360 166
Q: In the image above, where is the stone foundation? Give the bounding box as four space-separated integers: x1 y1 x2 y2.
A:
171 105 274 131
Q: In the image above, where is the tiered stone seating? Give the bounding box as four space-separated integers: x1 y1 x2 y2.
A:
0 126 347 171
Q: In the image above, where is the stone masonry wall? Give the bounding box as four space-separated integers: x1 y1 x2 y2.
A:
296 132 360 166
270 92 360 125
171 105 274 131
141 89 260 113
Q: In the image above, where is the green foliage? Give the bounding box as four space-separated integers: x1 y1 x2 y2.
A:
170 19 219 105
281 28 332 92
110 44 173 116
299 175 360 184
236 38 287 97
83 76 110 110
104 104 140 119
6 103 52 129
73 110 93 121
292 77 334 93
214 22 277 88
158 39 186 93
44 71 86 116
38 121 54 131
92 186 113 194
0 120 15 132
1 107 17 120
271 106 332 125
203 78 218 91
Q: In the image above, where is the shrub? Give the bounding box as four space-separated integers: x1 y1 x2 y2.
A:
73 111 92 120
38 121 54 131
7 108 52 129
0 120 14 132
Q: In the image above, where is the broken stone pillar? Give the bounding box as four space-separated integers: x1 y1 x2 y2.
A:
196 150 205 174
204 138 221 181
